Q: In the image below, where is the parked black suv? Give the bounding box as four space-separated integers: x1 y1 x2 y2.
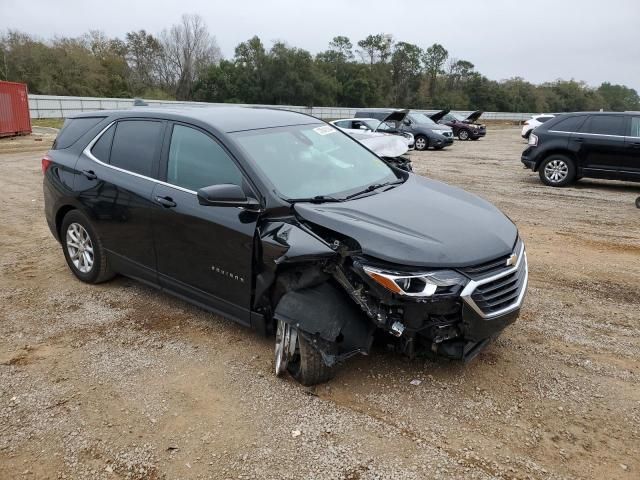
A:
44 107 527 385
521 112 640 186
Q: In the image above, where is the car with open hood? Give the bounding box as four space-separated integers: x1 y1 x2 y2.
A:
355 109 454 150
43 107 528 386
430 110 487 141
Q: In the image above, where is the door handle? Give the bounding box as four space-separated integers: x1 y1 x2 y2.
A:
81 169 97 180
155 196 176 208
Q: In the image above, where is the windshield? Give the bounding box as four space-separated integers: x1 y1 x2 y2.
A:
233 124 398 200
408 113 437 126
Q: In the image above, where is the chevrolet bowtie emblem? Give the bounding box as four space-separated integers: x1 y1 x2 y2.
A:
506 254 518 267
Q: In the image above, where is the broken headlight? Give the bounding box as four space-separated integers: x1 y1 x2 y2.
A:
362 266 467 297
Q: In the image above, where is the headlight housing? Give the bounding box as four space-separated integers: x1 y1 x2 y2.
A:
362 266 468 297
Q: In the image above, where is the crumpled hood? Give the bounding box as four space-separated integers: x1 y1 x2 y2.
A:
294 175 517 268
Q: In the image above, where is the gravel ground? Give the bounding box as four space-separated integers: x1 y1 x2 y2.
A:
1 127 639 480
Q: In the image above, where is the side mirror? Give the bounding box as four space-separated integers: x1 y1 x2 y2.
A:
197 184 261 210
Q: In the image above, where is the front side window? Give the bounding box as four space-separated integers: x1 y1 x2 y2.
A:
550 115 587 133
630 117 640 137
408 113 437 126
110 120 163 177
581 115 626 136
233 124 397 200
167 124 243 191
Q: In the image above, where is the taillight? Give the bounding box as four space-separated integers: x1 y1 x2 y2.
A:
41 155 53 174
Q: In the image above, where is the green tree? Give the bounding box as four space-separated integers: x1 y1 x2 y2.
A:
422 43 448 100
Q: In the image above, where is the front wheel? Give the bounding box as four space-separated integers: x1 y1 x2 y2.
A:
414 135 428 151
458 129 470 140
539 155 576 187
274 318 336 386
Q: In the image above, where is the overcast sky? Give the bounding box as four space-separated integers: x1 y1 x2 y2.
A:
2 0 639 91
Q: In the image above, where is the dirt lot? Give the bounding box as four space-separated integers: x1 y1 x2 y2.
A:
1 127 639 480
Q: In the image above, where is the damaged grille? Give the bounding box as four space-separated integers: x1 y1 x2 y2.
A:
461 241 528 318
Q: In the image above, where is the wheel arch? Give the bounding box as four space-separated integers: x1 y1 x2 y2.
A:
55 205 77 240
534 149 577 172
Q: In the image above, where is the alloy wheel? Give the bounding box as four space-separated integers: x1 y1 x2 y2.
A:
459 130 469 140
274 319 297 376
415 137 427 150
544 159 569 183
66 223 94 273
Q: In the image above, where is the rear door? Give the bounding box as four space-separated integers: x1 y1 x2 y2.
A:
151 122 258 325
574 115 628 176
623 116 640 178
76 118 165 282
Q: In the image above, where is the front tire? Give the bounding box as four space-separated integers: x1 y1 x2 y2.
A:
61 210 114 284
539 155 576 187
274 318 336 386
414 135 428 151
458 129 470 140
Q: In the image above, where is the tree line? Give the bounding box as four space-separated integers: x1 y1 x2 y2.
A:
2 14 639 113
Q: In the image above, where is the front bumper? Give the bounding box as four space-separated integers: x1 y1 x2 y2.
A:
433 135 454 147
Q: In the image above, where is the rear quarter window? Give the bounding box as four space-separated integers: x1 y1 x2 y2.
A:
548 115 587 133
53 117 106 150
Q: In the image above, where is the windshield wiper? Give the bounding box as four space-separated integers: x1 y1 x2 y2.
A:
344 179 404 200
284 195 344 204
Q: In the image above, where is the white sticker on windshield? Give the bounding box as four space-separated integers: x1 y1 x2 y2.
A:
313 125 336 136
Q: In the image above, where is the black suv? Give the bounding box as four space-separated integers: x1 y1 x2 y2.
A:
44 107 527 385
521 112 640 186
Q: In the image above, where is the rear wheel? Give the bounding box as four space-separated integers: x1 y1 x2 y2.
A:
414 135 428 151
539 154 576 187
274 318 336 386
61 210 114 283
458 129 470 140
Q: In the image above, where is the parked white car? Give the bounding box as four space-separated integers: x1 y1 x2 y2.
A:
521 114 555 139
330 117 415 149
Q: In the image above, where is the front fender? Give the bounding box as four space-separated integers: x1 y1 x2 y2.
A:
274 282 375 363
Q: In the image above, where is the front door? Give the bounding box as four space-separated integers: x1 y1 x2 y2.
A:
151 123 258 325
574 115 628 176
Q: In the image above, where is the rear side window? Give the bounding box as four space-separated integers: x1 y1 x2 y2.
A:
631 117 640 137
91 124 115 161
109 120 163 177
550 115 587 133
334 120 351 128
581 115 626 136
54 117 105 149
167 124 242 191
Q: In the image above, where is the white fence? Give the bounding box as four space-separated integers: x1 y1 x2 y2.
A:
28 94 535 122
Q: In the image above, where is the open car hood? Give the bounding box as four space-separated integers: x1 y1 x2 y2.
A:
429 109 450 123
465 111 483 123
374 109 409 131
294 175 517 268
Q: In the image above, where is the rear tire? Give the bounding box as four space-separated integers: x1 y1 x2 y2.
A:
539 154 576 187
61 210 115 284
414 135 428 151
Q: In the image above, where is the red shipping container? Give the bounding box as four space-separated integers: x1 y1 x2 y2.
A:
0 81 32 137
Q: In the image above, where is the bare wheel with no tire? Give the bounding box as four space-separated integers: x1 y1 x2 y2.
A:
274 318 336 386
61 210 115 283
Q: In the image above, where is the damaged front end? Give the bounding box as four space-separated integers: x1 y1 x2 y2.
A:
259 217 528 375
